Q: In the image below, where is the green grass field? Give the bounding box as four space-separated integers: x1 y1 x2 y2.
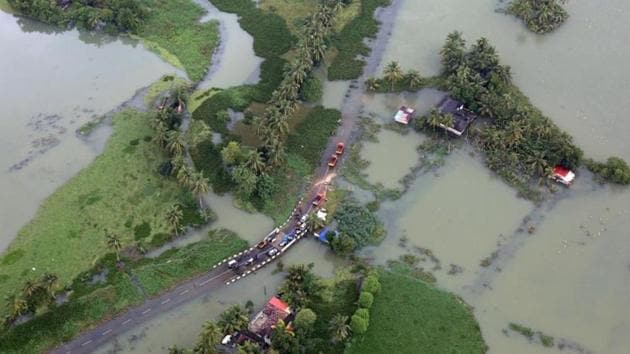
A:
0 109 194 306
137 0 220 82
0 230 247 354
347 270 486 354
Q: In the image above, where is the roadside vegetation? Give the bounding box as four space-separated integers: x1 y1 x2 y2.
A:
507 0 569 34
0 230 247 354
508 322 555 347
347 269 486 354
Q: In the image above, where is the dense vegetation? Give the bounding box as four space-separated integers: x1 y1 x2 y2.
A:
135 0 220 81
347 269 486 354
584 157 630 185
330 199 385 255
0 108 208 312
507 0 569 34
328 0 391 80
0 230 247 354
8 0 145 32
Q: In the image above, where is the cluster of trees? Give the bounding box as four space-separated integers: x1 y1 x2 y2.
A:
584 157 630 185
439 32 585 195
366 61 424 92
3 273 58 327
507 0 569 34
220 141 277 201
254 1 344 166
350 272 380 335
330 200 383 255
151 89 210 209
8 0 146 32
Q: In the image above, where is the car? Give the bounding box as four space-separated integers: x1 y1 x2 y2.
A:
335 142 345 155
312 193 325 207
245 256 255 266
257 240 268 249
227 259 238 269
268 248 279 257
551 165 576 186
328 154 338 167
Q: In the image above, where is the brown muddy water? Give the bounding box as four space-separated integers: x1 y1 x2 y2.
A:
359 0 630 353
0 10 177 251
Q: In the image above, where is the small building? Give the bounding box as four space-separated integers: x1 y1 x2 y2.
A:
314 227 338 244
551 165 575 186
436 96 478 136
248 296 292 340
394 106 416 125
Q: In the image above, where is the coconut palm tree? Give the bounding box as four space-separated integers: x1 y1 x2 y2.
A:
237 341 263 354
406 70 423 88
166 131 185 156
21 280 39 299
329 313 350 343
41 273 58 301
245 150 266 175
165 204 183 236
383 61 404 90
171 153 185 175
195 321 221 354
306 212 325 233
365 77 380 92
425 109 443 131
218 305 250 335
106 233 122 261
177 165 193 187
152 122 169 148
190 172 210 209
5 294 28 321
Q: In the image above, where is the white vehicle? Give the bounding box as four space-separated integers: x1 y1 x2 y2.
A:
268 248 279 257
227 259 238 269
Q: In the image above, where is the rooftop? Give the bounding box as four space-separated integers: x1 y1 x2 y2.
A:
248 296 292 337
436 96 478 136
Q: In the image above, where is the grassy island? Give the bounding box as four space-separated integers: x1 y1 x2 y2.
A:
347 270 486 354
507 0 569 34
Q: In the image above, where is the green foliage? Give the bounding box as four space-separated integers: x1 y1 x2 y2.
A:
361 275 381 294
358 291 374 309
208 0 295 58
294 308 318 330
350 314 369 334
221 141 244 165
354 308 370 321
0 109 197 308
328 0 391 80
286 106 341 166
585 157 630 185
301 75 324 102
330 233 357 256
346 270 486 354
508 322 534 338
135 0 220 81
190 140 236 194
334 199 383 249
218 304 250 335
9 0 145 32
192 88 251 134
507 0 569 34
279 264 324 309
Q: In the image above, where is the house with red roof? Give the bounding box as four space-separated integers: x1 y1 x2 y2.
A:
248 296 293 340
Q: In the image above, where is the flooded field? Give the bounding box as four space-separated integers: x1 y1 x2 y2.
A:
0 11 177 251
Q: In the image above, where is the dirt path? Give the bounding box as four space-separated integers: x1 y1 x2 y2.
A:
49 2 401 353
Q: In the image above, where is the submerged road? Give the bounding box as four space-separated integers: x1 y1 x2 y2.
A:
51 1 401 353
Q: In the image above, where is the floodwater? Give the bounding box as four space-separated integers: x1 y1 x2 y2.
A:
94 239 343 354
0 10 177 252
191 0 263 89
362 0 630 353
361 129 424 190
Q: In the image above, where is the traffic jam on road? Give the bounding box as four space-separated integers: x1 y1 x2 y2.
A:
225 141 346 279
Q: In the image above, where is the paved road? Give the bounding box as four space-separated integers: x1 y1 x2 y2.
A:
50 1 401 353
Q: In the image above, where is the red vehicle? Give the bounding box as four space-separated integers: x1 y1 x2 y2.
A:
257 240 269 249
551 165 575 186
312 193 325 207
328 154 338 168
335 142 345 155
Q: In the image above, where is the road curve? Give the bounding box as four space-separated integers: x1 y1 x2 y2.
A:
50 1 401 353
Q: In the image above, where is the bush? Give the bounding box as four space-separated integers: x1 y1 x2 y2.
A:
355 308 370 321
335 200 382 248
362 275 381 294
507 0 569 34
301 76 324 102
358 291 374 309
585 157 630 185
350 314 369 334
294 308 318 330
